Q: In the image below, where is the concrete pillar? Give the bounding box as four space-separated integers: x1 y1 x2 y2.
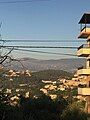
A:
86 76 90 113
86 60 89 68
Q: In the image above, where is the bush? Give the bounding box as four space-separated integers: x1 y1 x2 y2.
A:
61 102 87 120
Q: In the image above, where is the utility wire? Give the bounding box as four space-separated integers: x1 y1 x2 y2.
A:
0 0 50 4
7 48 77 56
0 39 85 43
0 45 78 49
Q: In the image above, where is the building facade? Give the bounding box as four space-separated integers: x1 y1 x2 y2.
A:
77 13 90 113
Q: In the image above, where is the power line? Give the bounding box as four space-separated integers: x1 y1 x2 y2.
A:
0 39 85 43
0 45 78 49
0 0 50 4
7 48 77 56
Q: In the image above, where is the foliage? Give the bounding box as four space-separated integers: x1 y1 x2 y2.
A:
61 102 87 120
19 94 68 120
0 69 73 97
0 92 88 120
31 69 73 80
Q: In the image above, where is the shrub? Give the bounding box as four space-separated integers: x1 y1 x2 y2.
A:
61 102 87 120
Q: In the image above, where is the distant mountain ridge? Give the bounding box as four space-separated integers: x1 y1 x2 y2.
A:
8 58 85 73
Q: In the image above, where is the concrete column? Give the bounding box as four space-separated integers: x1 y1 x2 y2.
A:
86 76 90 113
87 40 90 47
86 60 89 68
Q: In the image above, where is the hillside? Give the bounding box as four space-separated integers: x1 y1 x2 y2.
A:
31 69 73 80
0 69 73 96
7 58 85 73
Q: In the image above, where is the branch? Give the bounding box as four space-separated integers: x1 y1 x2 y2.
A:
5 56 27 70
0 47 14 64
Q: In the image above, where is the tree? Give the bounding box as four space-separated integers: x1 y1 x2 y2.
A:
61 102 87 120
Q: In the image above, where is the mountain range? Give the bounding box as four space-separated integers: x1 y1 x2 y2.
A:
6 58 85 73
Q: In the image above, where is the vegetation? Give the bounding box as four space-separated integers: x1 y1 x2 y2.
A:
0 93 67 120
0 68 87 120
0 69 73 96
31 69 73 80
61 102 87 120
0 92 87 120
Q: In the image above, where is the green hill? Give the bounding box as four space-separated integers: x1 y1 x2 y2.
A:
31 69 73 81
0 69 73 96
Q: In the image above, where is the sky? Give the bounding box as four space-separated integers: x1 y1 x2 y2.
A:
0 0 90 59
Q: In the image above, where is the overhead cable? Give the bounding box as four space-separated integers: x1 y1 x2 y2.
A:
0 39 85 43
0 45 78 49
0 0 50 4
6 48 77 56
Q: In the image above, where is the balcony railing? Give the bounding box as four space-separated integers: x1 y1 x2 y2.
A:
78 44 90 50
81 26 86 32
80 26 90 32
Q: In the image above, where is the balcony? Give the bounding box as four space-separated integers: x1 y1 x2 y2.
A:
77 67 90 75
77 44 90 57
78 88 90 95
78 27 90 38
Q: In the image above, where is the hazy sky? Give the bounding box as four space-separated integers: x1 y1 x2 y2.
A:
0 0 90 59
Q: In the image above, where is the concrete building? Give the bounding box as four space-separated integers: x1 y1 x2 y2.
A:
77 13 90 113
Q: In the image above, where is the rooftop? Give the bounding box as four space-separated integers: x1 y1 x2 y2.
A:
79 13 90 24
